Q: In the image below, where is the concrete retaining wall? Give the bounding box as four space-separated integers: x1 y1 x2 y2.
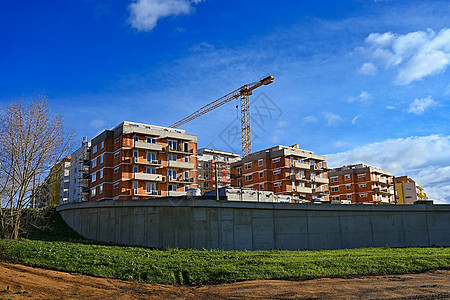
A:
56 198 450 250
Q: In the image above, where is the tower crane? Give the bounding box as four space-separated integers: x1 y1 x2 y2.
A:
169 75 274 157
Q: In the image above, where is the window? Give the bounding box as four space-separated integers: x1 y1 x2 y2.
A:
92 145 97 154
346 184 351 190
346 194 352 200
99 169 103 179
99 184 103 194
360 193 367 198
114 167 119 174
168 169 177 181
146 137 156 143
184 171 189 180
258 159 263 167
91 188 96 197
273 169 281 175
298 158 304 163
147 152 156 163
272 157 280 163
100 154 104 164
358 173 366 178
237 178 242 187
92 158 97 168
101 141 104 149
114 151 120 159
133 166 138 173
332 196 340 201
168 184 177 191
274 182 281 187
134 135 139 142
298 171 305 178
330 177 338 183
146 182 156 194
245 174 252 181
259 183 264 190
115 137 120 144
244 162 252 170
113 183 119 189
168 140 177 150
185 186 189 192
184 156 189 162
168 154 177 161
237 167 242 177
359 183 366 188
319 162 323 168
92 172 96 182
259 171 264 179
146 167 156 174
345 174 350 180
133 181 138 194
310 160 315 166
331 186 339 192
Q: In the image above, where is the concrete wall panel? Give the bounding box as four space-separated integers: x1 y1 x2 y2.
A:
57 200 450 251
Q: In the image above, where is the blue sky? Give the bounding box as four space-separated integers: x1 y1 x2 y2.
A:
1 0 450 203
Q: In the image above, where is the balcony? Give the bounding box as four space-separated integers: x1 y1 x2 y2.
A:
134 141 163 151
167 160 194 169
291 161 310 169
312 177 329 184
133 173 164 182
296 186 312 193
373 187 393 195
167 176 194 183
313 189 330 195
79 179 89 187
166 146 194 155
168 190 187 197
132 189 162 197
290 174 309 182
132 157 162 166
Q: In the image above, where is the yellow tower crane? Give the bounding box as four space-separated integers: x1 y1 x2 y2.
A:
169 75 274 156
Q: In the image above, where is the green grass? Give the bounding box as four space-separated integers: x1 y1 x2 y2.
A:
0 208 448 286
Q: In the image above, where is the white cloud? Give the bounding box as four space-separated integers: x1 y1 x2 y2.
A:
128 0 204 32
359 62 377 75
323 112 342 125
89 119 105 129
407 95 437 114
363 28 450 84
349 91 372 103
386 105 396 110
351 115 359 125
327 135 450 204
302 115 318 124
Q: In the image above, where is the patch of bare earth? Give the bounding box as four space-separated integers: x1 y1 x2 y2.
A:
0 262 449 299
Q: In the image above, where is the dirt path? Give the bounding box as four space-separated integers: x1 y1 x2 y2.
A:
0 262 449 299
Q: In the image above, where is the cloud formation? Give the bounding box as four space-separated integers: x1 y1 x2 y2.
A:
348 91 372 103
407 95 437 115
128 0 204 32
361 28 450 84
323 112 342 125
327 135 450 204
359 62 377 75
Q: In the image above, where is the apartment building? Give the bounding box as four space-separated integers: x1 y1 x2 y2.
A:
89 121 198 201
197 148 241 194
395 176 429 204
328 164 394 204
68 138 91 203
230 145 330 202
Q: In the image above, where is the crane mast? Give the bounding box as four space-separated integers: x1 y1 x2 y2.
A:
169 75 274 156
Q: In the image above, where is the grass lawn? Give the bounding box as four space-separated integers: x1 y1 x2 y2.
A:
0 207 449 286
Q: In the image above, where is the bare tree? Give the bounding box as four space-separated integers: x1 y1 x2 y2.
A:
0 95 74 239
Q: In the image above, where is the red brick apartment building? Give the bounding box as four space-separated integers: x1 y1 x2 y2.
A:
197 148 241 194
89 121 198 201
327 163 394 204
230 145 330 202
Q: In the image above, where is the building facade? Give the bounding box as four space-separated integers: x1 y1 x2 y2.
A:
68 138 91 203
197 148 241 194
395 176 429 204
89 121 198 201
230 145 329 202
328 164 394 204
